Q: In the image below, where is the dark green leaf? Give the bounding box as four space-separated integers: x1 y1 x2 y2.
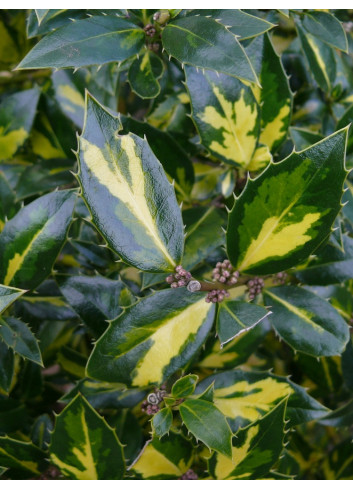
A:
31 414 53 450
179 398 232 458
0 341 14 393
322 439 353 480
0 284 26 314
264 286 350 356
152 407 173 437
217 300 270 347
290 127 323 151
0 316 42 365
0 437 46 476
18 16 145 69
227 129 348 275
162 16 258 83
87 288 215 387
50 395 125 480
77 93 184 273
318 399 353 428
0 171 18 230
171 374 198 398
0 190 76 290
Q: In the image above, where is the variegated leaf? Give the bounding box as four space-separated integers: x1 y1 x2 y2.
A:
130 432 193 480
302 11 348 52
263 286 350 356
246 33 292 153
77 93 184 273
162 16 258 83
208 397 287 480
0 284 26 314
17 16 145 69
296 23 336 93
50 395 125 480
185 65 260 168
0 190 76 290
0 87 40 161
87 288 215 387
217 300 271 347
51 70 85 128
195 369 328 430
227 129 348 275
128 51 164 99
0 437 46 476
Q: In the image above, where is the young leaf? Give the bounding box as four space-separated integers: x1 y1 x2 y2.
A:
208 397 287 480
185 65 260 168
246 33 292 153
130 432 193 480
217 300 271 347
77 93 184 273
56 274 130 338
263 286 350 357
152 407 173 438
227 129 348 275
192 9 275 40
196 369 328 431
302 11 348 52
87 288 215 387
17 16 145 69
128 51 164 99
0 87 40 160
0 437 46 476
179 398 233 459
0 190 76 290
0 317 43 366
162 16 258 84
0 284 26 314
50 395 125 480
171 374 198 398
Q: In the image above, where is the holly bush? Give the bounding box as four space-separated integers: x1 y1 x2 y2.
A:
0 8 353 481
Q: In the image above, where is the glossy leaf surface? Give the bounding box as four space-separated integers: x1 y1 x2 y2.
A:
208 398 287 480
18 16 145 69
128 51 163 99
152 407 173 438
171 374 198 398
302 11 348 52
264 286 350 356
227 129 348 274
162 16 258 83
0 190 76 290
0 284 26 314
0 437 46 476
87 288 215 387
77 94 184 273
185 65 260 168
179 398 232 458
217 300 271 347
0 316 42 365
50 395 125 480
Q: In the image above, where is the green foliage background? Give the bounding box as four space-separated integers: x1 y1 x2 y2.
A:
0 9 353 480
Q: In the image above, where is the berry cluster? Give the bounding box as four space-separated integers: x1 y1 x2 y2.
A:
141 387 167 416
205 288 230 303
166 265 192 288
247 277 264 300
273 271 287 285
179 469 198 480
212 259 239 285
144 24 156 37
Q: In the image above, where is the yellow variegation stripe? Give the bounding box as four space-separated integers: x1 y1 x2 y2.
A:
239 211 321 271
31 129 66 159
57 84 85 114
4 228 42 285
214 425 259 480
51 408 98 480
80 135 176 268
22 296 67 306
0 446 40 475
214 377 292 422
132 444 186 478
259 103 291 150
246 145 272 171
199 87 257 166
132 298 212 386
264 289 327 334
0 126 27 160
306 36 331 90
